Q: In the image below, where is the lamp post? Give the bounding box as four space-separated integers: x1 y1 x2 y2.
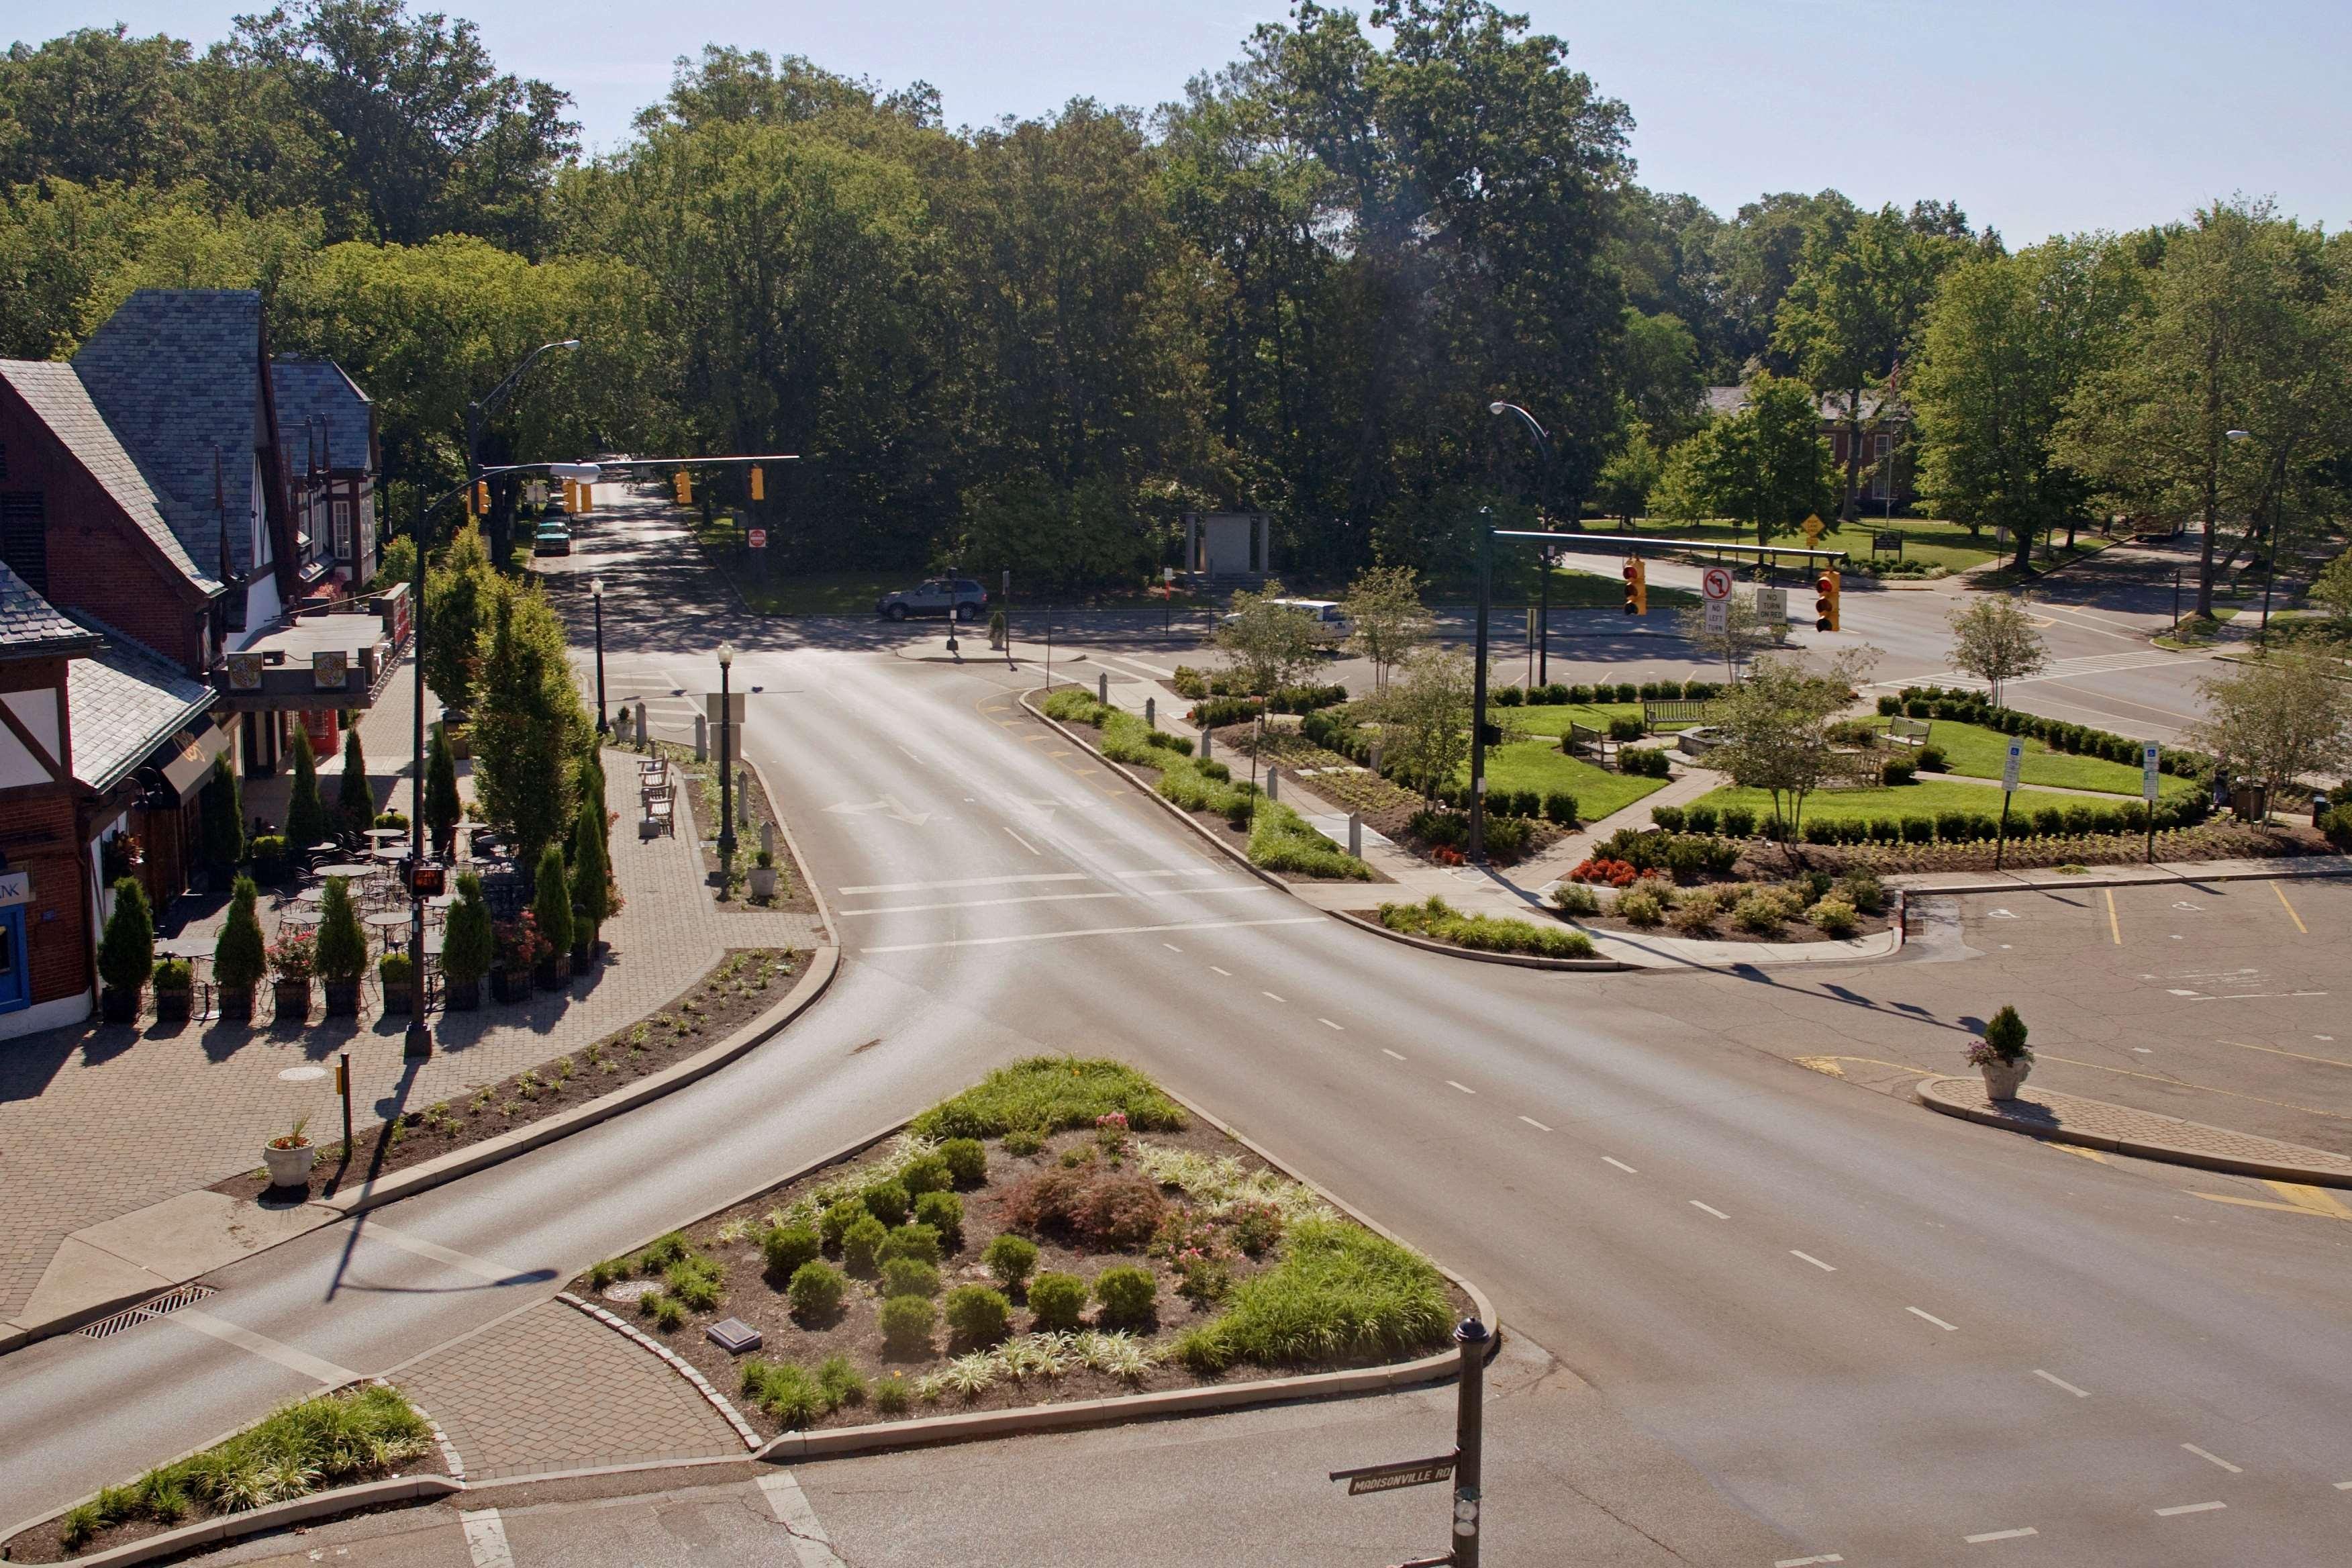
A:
1489 401 1557 685
1469 507 1491 862
464 339 581 567
716 642 736 887
591 576 608 734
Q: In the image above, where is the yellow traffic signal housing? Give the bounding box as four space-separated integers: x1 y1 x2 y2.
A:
749 464 765 502
674 470 693 505
576 481 591 516
1621 556 1647 616
1814 569 1841 632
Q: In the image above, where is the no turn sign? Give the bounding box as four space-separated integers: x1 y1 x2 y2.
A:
1702 567 1733 601
748 528 767 549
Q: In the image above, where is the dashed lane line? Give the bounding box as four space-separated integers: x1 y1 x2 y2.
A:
1381 1049 1406 1061
1318 1018 1344 1030
1603 1157 1638 1174
839 873 1087 895
1907 1307 1960 1332
2032 1369 2090 1398
1519 1116 1551 1132
1775 1557 1844 1566
1263 991 1287 1003
841 886 1274 916
1962 1526 2037 1544
2153 1502 2224 1517
2182 1444 2241 1474
1210 965 1232 976
864 916 1321 953
1163 942 1182 951
1690 1201 1729 1220
1446 1080 1477 1095
1003 826 1042 856
1790 1251 1836 1272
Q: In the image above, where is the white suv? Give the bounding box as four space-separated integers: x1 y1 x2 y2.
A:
877 578 989 622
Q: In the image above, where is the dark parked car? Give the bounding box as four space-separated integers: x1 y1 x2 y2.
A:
877 578 987 621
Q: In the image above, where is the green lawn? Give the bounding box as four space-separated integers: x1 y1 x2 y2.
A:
1691 779 2081 823
1502 702 1642 737
1628 516 2005 573
1881 717 2192 798
1463 740 1669 822
1426 561 1700 608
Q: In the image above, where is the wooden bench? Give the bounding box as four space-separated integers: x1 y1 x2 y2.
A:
640 793 675 839
1886 716 1932 748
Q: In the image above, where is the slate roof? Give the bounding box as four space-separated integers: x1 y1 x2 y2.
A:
0 359 219 593
71 289 266 585
62 613 215 793
0 560 99 657
1703 385 1910 424
269 358 373 472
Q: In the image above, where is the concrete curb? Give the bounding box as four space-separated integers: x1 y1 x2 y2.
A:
15 1474 463 1568
1915 1076 2352 1189
557 1292 762 1451
316 944 839 1217
1896 856 2352 897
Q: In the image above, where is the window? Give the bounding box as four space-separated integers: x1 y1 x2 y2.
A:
333 500 352 558
0 493 46 593
1871 434 1894 501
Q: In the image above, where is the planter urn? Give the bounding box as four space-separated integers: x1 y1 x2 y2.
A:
491 967 531 1004
323 978 362 1017
262 1137 316 1189
155 987 193 1024
748 866 779 900
383 983 411 1015
99 984 142 1024
447 975 483 1011
273 978 312 1022
534 954 571 990
218 986 255 1022
1980 1057 2032 1101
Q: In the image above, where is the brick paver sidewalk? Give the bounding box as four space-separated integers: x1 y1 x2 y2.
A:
394 1300 740 1480
1918 1076 2352 1185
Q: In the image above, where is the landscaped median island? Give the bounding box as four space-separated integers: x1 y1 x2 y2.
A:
1547 837 1894 944
6 1385 440 1563
567 1059 1467 1438
1371 896 1598 959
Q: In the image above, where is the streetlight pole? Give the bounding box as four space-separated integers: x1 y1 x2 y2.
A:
1469 508 1491 862
1489 401 1556 692
465 338 581 569
716 643 736 888
591 576 608 734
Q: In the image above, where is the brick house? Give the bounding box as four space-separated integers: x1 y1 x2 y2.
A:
0 564 105 1036
1703 385 1915 509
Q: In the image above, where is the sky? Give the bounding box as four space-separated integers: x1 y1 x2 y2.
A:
17 0 2351 244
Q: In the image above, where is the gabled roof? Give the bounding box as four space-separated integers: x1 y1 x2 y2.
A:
71 289 266 584
0 560 100 658
269 358 373 472
0 359 219 593
1704 385 1910 424
62 613 216 793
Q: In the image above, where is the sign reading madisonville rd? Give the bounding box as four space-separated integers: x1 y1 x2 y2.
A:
1331 1453 1457 1496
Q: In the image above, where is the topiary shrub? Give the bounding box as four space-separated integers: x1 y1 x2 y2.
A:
820 1197 867 1252
877 1222 944 1267
881 1256 942 1299
1650 805 1685 832
97 877 154 998
943 1284 1012 1347
897 1153 952 1197
1808 897 1859 938
841 1215 888 1276
878 1293 936 1355
862 1180 911 1228
1091 1265 1159 1330
913 1189 963 1242
1027 1270 1087 1332
940 1137 989 1188
763 1224 822 1281
787 1259 847 1324
1683 804 1718 836
983 1232 1039 1291
1971 1004 2032 1067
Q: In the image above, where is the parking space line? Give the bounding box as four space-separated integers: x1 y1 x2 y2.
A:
1210 966 1232 976
460 1509 516 1568
2153 1501 2224 1517
1262 991 1286 1003
2274 882 2308 933
1776 1557 1844 1566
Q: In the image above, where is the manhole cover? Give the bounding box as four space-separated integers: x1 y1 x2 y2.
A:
279 1065 329 1081
602 1279 659 1303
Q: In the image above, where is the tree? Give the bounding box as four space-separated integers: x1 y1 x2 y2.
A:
422 523 497 714
201 754 244 869
1369 647 1475 800
285 724 329 848
424 722 460 855
1214 580 1324 696
97 877 154 995
1911 237 2142 567
1647 432 1713 528
311 875 367 983
214 875 268 992
532 842 575 957
1708 650 1878 836
1594 423 1663 526
2312 547 2352 639
335 727 373 838
440 871 493 987
569 794 615 953
1339 565 1432 693
1947 597 2050 706
2187 655 2352 807
1683 375 1838 548
471 583 587 868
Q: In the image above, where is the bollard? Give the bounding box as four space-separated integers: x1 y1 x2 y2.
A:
634 701 648 748
738 768 751 824
1453 1318 1490 1567
1144 696 1155 729
761 820 776 859
1098 671 1109 704
1200 728 1212 762
1348 812 1361 859
1266 767 1278 801
694 714 707 761
1369 740 1383 775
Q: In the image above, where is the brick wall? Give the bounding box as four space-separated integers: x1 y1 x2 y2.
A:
0 788 93 1009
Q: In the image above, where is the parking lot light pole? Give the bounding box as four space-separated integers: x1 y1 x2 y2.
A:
1469 509 1491 862
1489 401 1557 688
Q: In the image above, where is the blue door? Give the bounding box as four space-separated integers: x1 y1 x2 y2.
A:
0 906 26 1014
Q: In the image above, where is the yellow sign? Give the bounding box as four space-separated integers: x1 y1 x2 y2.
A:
1801 513 1824 541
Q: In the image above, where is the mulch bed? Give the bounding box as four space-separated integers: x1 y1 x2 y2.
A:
1558 901 1895 944
638 740 821 916
567 1122 1470 1438
211 948 807 1203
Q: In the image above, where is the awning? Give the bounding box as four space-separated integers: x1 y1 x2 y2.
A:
158 721 234 801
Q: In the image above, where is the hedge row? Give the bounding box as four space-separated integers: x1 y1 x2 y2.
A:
1493 679 1722 707
1879 686 2211 777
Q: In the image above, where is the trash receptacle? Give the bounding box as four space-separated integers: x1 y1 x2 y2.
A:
2232 782 2269 823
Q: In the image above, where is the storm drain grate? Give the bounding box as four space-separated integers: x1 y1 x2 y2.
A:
79 1282 216 1338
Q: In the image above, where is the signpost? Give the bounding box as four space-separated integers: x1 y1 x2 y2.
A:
2143 740 2161 863
1333 1318 1489 1567
1332 1456 1456 1497
1995 736 2024 869
1702 566 1732 636
1751 587 1788 627
1801 512 1825 543
747 528 766 550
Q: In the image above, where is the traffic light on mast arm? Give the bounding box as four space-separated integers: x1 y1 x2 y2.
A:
473 480 489 515
1814 568 1841 632
673 469 693 506
1621 555 1647 616
749 464 765 502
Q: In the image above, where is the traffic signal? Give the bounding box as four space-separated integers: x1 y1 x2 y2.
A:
576 482 591 516
1621 556 1647 616
1814 569 1841 632
674 470 693 506
749 464 765 502
471 480 487 516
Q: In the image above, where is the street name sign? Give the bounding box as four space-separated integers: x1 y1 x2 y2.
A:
2002 738 2024 793
1331 1455 1457 1496
2142 740 2161 801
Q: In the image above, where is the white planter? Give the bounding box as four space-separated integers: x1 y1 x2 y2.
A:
1980 1059 2032 1101
263 1139 316 1189
748 866 779 899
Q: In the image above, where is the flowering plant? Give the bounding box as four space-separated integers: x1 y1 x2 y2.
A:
1571 857 1640 887
494 912 550 969
1094 1110 1130 1155
266 928 316 981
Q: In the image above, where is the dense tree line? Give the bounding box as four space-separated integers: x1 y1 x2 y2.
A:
3 0 2345 611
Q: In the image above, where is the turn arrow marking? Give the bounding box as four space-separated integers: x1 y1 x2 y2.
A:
824 795 933 826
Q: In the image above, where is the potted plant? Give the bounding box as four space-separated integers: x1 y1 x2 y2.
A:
214 876 266 1021
569 797 614 967
249 834 290 885
153 958 194 1024
491 914 542 1003
263 1114 315 1189
748 847 779 901
379 950 414 1014
268 928 316 1022
532 844 574 987
97 877 154 1023
313 877 368 1016
1969 1004 2034 1100
442 872 493 1010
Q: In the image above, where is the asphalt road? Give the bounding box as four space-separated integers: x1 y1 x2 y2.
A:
2 504 2342 1567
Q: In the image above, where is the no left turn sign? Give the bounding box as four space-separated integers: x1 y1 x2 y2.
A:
1702 567 1733 601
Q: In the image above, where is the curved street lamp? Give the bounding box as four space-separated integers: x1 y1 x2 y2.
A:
1489 401 1559 687
716 642 737 887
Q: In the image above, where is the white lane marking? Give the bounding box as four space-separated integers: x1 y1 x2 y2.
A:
1318 1018 1344 1030
2153 1501 2224 1517
1519 1116 1552 1132
2182 1444 2241 1474
1381 1049 1406 1061
358 1220 525 1284
1907 1306 1959 1332
2032 1369 2090 1398
756 1471 848 1568
460 1508 516 1568
1777 1557 1844 1566
1210 965 1232 976
1118 868 1226 880
1446 1080 1477 1095
2334 1479 2352 1489
865 916 1322 953
1790 1251 1836 1272
1689 1201 1729 1220
1263 991 1287 1003
1963 1526 2037 1543
171 1309 359 1385
1003 826 1041 856
840 872 1085 895
897 745 927 767
1602 1157 1638 1173
1163 942 1182 951
844 890 1126 916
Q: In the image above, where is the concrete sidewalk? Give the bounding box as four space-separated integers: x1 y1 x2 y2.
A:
1918 1075 2352 1189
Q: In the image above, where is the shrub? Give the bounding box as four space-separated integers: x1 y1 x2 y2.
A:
1877 695 1901 716
1881 758 1916 785
1028 1270 1088 1332
762 1224 822 1280
1480 815 1531 861
787 1260 848 1323
1836 872 1887 915
841 1215 888 1276
1902 816 1934 844
1622 746 1673 778
377 950 412 989
873 1375 912 1415
1668 891 1718 934
1091 1265 1159 1329
1970 1004 2032 1067
1210 1218 1451 1367
820 1197 868 1252
1732 893 1783 934
913 1189 963 1241
1808 897 1859 938
1248 800 1372 878
1549 882 1600 916
898 1153 952 1197
944 1284 1014 1346
861 1181 911 1227
664 1256 724 1310
879 1293 936 1355
1915 744 1948 772
1410 807 1469 848
877 1223 944 1269
97 877 154 993
940 1137 989 1187
1681 803 1718 836
1542 790 1578 824
1004 1166 1169 1248
1377 895 1596 959
650 1293 687 1330
1170 665 1210 699
1192 695 1263 728
914 1057 1187 1140
2322 805 2352 851
881 1255 942 1298
1002 1126 1046 1155
1649 805 1686 832
1607 716 1644 742
982 1235 1040 1295
1617 887 1667 928
1719 805 1756 838
440 872 494 987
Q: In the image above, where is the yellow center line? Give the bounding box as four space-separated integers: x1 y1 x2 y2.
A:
2273 882 2308 934
2216 1038 2352 1071
2104 887 2122 944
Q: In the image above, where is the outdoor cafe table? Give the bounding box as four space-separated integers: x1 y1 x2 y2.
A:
371 845 410 862
154 934 211 963
364 827 406 842
316 863 375 881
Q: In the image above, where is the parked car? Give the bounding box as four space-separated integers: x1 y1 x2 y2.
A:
1220 597 1351 644
877 578 988 621
532 522 573 556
